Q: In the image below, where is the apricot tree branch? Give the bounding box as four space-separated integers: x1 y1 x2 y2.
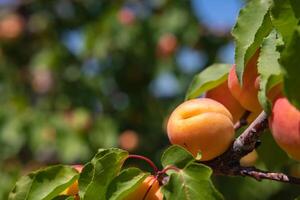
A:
200 111 300 185
202 111 268 168
231 111 268 160
236 167 300 185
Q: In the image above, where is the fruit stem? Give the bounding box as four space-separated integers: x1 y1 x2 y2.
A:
234 110 251 130
160 165 180 175
155 165 180 185
127 154 159 174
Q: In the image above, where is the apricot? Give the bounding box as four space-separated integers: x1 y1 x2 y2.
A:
118 8 135 26
61 165 83 198
119 130 139 151
124 175 163 200
205 81 245 123
157 33 177 57
167 98 234 161
269 97 300 161
267 83 283 103
239 150 258 167
0 13 24 39
228 50 261 112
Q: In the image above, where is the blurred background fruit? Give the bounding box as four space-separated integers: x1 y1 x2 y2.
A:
119 129 139 152
0 12 24 40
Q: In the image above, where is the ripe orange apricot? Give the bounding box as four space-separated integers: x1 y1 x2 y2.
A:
239 150 258 167
61 165 83 198
205 81 245 123
228 50 261 112
124 175 163 200
269 97 300 161
167 98 235 161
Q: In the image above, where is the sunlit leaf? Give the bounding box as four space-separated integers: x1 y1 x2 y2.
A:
9 165 78 200
257 30 282 113
271 0 299 43
162 163 223 200
232 0 272 82
185 64 231 100
78 148 128 200
106 168 148 200
161 145 195 169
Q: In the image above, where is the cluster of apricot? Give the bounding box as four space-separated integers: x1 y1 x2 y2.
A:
62 50 300 199
167 49 300 163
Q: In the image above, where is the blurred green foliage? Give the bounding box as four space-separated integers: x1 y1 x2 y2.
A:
0 0 298 199
0 1 231 198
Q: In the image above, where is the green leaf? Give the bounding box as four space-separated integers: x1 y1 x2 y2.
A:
106 168 148 200
216 173 283 200
161 145 195 169
185 64 231 100
280 25 300 110
257 30 282 113
289 0 300 19
257 130 289 170
52 196 75 200
162 163 223 200
270 0 299 43
78 148 128 200
8 165 79 200
232 0 273 82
